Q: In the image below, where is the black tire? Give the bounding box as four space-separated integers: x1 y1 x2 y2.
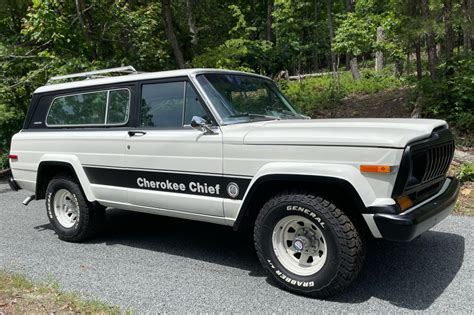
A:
45 174 105 242
254 191 366 298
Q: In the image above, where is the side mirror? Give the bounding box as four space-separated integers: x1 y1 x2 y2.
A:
190 116 215 134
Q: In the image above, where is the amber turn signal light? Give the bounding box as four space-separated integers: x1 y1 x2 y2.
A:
397 196 414 211
359 165 391 173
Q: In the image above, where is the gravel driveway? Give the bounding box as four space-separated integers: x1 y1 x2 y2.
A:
1 180 473 313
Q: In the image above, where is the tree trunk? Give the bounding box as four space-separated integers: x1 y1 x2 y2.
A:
375 26 385 72
350 57 361 81
326 0 336 71
462 0 473 51
161 0 185 69
406 52 411 75
346 0 354 11
186 0 198 47
75 0 97 59
444 0 454 59
415 38 423 80
313 0 319 71
344 0 354 70
394 60 403 78
421 0 437 80
266 0 274 42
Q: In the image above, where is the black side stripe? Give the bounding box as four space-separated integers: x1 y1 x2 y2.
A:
84 166 251 200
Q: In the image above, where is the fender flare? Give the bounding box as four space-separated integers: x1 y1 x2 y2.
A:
37 154 95 202
232 162 378 231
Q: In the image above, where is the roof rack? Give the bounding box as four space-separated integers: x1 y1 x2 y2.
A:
47 66 139 84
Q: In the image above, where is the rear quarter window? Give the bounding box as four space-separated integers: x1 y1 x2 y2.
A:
46 88 130 127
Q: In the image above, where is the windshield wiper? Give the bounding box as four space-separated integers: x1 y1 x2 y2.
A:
228 113 280 120
277 110 310 119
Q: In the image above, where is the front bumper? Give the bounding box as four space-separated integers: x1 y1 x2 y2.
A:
373 177 460 242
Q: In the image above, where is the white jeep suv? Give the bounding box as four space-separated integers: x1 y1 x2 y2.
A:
8 67 460 297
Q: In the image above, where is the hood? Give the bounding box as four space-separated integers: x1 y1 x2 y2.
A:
239 118 447 148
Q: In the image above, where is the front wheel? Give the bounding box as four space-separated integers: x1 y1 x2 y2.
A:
254 191 365 298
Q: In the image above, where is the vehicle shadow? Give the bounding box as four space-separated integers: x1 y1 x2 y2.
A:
333 231 465 309
35 209 465 310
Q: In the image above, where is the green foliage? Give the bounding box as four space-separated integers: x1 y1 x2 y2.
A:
272 0 326 73
418 53 474 133
281 76 343 115
0 152 8 170
458 163 474 183
192 4 273 72
192 38 272 72
333 13 377 57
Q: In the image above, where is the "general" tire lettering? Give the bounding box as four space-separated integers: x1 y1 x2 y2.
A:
286 205 325 228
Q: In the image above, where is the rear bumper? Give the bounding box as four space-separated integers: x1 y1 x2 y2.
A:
373 177 460 242
8 177 21 191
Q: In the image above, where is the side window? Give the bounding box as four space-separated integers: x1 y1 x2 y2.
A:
107 89 130 124
47 88 130 126
184 82 209 125
141 82 185 128
47 91 107 126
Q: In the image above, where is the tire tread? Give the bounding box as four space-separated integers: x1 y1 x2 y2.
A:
254 190 366 298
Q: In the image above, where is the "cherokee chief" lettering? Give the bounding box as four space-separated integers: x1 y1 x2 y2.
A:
137 177 221 195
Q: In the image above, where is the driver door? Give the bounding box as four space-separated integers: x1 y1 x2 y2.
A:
125 79 224 217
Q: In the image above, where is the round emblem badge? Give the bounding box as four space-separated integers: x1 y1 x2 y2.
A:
293 240 304 252
226 182 239 198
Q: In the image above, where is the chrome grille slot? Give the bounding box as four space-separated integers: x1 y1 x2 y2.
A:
421 141 454 183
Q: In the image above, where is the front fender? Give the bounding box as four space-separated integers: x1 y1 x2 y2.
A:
244 162 378 206
230 162 396 230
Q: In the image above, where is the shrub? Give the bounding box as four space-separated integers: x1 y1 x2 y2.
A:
280 70 404 116
0 152 8 170
280 75 343 115
458 163 474 183
418 53 474 134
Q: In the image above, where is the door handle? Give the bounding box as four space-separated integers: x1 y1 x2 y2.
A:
128 130 147 137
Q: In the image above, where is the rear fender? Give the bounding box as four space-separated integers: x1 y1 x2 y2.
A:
38 154 95 202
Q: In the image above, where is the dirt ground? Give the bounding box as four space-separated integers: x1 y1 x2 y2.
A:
329 88 414 118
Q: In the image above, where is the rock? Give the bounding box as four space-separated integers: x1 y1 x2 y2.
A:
454 149 474 163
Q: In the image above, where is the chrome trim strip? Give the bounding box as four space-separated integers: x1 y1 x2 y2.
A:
362 213 383 238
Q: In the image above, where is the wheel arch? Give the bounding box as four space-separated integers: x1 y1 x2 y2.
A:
233 174 370 235
36 156 95 202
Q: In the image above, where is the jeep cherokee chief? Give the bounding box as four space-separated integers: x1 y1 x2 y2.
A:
8 67 460 297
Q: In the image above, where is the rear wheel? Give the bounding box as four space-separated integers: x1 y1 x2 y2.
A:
254 191 365 298
46 175 105 242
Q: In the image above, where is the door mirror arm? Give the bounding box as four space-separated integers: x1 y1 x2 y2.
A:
190 116 216 135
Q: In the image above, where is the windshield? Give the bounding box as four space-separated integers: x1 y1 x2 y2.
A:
195 73 305 124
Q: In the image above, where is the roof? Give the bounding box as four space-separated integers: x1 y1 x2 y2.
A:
34 68 270 94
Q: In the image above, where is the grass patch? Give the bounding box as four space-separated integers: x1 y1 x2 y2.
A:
0 270 121 314
449 162 474 216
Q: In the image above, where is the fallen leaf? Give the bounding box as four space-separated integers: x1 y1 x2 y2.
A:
59 303 70 311
461 188 471 196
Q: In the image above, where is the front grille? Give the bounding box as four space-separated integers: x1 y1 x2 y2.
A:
392 126 455 204
421 142 455 183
